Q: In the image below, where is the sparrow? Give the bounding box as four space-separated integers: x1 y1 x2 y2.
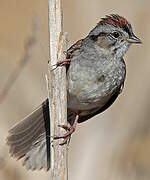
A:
7 14 142 171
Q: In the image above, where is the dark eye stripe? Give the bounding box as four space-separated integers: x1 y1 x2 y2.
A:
90 32 107 41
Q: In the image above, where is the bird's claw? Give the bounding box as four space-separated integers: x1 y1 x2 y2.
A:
54 124 75 145
51 58 72 71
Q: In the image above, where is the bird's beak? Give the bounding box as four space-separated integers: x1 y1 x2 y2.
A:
127 34 142 44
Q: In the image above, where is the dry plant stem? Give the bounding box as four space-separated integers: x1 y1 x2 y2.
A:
48 0 68 179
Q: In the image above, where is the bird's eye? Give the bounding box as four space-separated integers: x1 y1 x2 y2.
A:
112 32 120 38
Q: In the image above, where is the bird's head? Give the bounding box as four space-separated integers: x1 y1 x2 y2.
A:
88 14 142 57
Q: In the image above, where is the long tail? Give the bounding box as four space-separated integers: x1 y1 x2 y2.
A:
7 99 50 171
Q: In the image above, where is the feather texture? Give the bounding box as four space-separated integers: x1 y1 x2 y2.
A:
7 99 50 171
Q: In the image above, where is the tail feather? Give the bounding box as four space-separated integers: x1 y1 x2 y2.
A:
8 113 44 146
7 99 50 171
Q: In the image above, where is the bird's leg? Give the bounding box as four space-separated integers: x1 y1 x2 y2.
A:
56 58 72 66
54 114 79 145
51 58 72 71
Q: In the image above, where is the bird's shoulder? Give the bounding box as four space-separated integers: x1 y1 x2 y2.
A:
66 39 84 59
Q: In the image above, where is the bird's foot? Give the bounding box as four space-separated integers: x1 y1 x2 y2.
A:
51 58 72 71
54 125 75 145
54 115 79 146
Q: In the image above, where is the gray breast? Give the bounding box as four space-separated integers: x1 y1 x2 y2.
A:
67 54 126 111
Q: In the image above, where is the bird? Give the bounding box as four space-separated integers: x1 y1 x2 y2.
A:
7 14 142 171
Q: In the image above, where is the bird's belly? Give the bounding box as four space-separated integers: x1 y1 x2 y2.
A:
67 79 116 111
68 94 112 111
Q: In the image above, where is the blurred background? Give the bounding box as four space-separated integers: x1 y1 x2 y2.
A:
0 0 149 179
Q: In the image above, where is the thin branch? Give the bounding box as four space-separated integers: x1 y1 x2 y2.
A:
48 0 68 179
0 17 39 104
